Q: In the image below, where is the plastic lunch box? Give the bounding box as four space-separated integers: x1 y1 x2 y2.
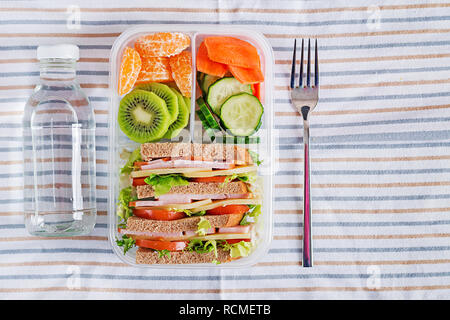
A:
107 25 274 268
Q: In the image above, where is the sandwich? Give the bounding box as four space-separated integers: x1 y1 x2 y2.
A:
115 142 263 264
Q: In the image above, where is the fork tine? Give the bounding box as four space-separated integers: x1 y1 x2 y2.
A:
290 39 297 89
299 39 304 87
306 39 311 87
314 39 319 87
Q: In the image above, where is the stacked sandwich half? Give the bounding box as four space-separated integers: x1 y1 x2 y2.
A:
116 142 262 264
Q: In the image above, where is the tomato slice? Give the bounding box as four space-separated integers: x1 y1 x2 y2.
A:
136 239 188 251
251 83 261 101
191 176 228 183
206 205 249 215
132 177 148 186
133 208 186 221
226 239 251 244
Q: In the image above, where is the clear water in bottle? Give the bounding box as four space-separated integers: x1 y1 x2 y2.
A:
23 44 97 236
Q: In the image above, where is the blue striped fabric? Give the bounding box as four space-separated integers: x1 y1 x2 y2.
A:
1 0 450 299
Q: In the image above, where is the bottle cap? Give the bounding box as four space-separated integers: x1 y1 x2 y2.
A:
37 44 79 61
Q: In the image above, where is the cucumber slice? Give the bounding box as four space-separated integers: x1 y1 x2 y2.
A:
196 97 220 130
197 109 260 144
220 93 263 136
196 109 220 142
196 109 207 126
207 77 252 115
201 74 220 95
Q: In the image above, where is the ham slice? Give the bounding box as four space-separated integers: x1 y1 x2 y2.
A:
137 159 166 169
120 229 184 239
132 199 192 207
157 193 250 203
140 159 234 170
173 160 234 170
218 225 251 234
120 228 216 240
184 228 216 237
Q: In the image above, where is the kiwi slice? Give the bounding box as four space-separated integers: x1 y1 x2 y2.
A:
165 82 191 110
135 82 179 124
183 96 191 113
118 89 171 143
163 88 190 139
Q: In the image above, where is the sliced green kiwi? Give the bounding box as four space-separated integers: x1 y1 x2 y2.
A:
165 82 191 109
118 89 171 143
135 82 179 124
183 96 191 113
163 88 190 139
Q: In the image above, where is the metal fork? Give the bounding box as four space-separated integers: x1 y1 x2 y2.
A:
289 39 319 268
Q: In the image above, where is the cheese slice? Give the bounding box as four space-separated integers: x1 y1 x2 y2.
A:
188 233 251 241
182 165 258 178
139 198 261 212
128 232 251 242
190 198 262 213
131 167 212 178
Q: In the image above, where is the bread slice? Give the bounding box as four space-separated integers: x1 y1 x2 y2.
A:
136 247 232 264
126 213 245 233
136 181 249 199
140 142 192 160
140 142 253 165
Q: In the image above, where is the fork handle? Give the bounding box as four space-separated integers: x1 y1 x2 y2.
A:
302 107 313 267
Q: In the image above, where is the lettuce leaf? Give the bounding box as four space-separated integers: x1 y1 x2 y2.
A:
237 172 258 185
182 209 206 217
115 235 136 255
240 205 262 225
186 239 217 257
229 241 252 258
120 147 141 174
248 150 262 166
144 174 189 197
219 173 239 187
156 249 171 259
203 240 218 257
196 217 212 236
220 240 252 258
220 171 258 188
117 186 134 222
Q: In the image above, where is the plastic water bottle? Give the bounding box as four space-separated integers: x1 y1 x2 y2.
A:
23 44 97 236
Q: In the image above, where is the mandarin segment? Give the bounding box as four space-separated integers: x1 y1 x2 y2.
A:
136 56 173 83
169 51 192 98
135 32 191 58
118 47 142 95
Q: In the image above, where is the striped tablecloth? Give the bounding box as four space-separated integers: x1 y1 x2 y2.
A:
1 0 450 300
